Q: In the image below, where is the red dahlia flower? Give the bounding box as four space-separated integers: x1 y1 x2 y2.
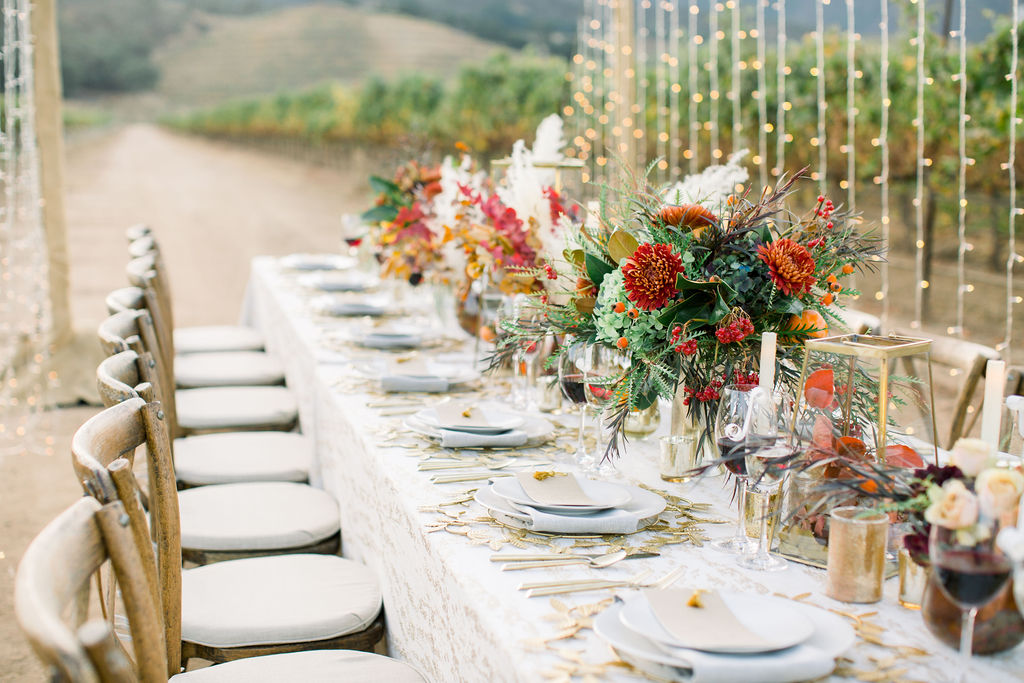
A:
757 238 817 297
622 242 684 310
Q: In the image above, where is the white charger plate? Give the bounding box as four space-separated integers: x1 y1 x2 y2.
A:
490 476 632 513
280 254 356 271
475 482 665 533
415 403 525 434
620 591 815 654
298 273 371 292
355 359 479 387
404 414 553 447
312 295 389 317
594 598 854 683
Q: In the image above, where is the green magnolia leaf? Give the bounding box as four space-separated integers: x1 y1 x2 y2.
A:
368 175 400 195
778 297 805 316
585 253 615 290
675 274 738 302
657 296 711 326
361 205 399 223
607 230 639 265
708 292 731 324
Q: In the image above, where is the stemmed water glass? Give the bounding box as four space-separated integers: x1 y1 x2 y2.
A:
557 337 590 466
711 383 777 554
931 518 1012 681
739 442 792 571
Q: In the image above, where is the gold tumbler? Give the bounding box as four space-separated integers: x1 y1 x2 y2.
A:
826 507 889 603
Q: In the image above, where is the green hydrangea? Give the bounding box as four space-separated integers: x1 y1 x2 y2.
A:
593 268 667 350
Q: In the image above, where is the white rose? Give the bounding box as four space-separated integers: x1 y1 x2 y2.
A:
949 438 995 477
976 468 1024 518
924 479 980 530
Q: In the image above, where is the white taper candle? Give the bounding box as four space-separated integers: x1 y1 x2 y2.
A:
759 332 777 393
981 359 1006 449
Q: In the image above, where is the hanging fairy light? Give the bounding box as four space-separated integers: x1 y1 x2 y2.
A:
813 0 827 191
844 0 856 213
953 0 970 337
877 0 890 329
755 0 768 189
774 0 787 178
687 0 699 172
708 1 721 160
1005 0 1021 360
0 0 52 456
655 0 668 177
637 0 650 171
912 0 926 329
668 0 681 177
730 0 741 154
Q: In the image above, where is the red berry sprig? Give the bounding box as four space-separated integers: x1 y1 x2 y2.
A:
543 263 557 280
715 317 754 343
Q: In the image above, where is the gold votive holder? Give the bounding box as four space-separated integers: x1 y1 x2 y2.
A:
659 434 699 482
537 376 562 413
624 403 661 439
898 548 928 610
745 488 781 542
826 506 889 604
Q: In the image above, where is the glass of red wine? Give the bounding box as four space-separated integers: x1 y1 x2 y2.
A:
557 337 590 467
930 518 1012 680
711 383 777 554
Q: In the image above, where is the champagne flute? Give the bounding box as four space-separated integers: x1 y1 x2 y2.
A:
558 337 590 466
931 517 1012 681
711 383 776 554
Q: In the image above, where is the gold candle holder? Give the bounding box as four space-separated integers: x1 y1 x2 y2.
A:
624 403 661 439
898 548 928 610
745 488 781 541
537 376 562 413
826 506 889 603
659 434 699 482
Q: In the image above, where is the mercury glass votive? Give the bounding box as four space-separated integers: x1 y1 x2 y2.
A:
659 434 699 482
745 488 781 541
624 403 660 439
898 547 928 610
826 507 889 603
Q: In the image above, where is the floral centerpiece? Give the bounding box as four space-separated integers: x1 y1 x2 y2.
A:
496 155 882 458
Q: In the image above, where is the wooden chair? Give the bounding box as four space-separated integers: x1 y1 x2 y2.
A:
836 308 881 335
124 242 265 356
16 499 424 681
896 331 1001 450
96 347 334 563
71 398 387 669
99 308 298 437
125 223 152 242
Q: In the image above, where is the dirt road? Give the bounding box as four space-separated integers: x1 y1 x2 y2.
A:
1 124 370 679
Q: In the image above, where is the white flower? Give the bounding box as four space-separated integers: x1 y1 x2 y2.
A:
663 149 750 209
949 437 995 477
976 468 1024 518
924 479 980 530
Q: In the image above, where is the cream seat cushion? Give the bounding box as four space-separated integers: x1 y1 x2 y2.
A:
174 432 311 485
178 482 338 551
176 386 297 431
175 351 285 388
175 325 265 354
170 650 427 682
181 554 381 648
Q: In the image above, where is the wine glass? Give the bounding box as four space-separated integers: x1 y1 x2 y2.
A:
583 344 626 475
557 337 590 466
711 383 777 554
340 213 365 257
512 295 541 411
930 517 1012 680
738 442 792 571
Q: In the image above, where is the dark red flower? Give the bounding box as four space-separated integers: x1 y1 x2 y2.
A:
757 238 817 297
622 243 684 310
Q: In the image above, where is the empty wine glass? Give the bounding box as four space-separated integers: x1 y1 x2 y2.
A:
583 344 626 474
711 383 777 555
557 337 590 466
738 442 792 571
931 517 1012 681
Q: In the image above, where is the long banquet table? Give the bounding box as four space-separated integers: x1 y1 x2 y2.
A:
242 256 1023 682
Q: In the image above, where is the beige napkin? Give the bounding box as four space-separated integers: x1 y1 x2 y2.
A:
515 472 596 506
435 402 497 430
644 589 776 651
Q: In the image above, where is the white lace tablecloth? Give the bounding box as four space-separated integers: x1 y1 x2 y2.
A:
243 256 1023 683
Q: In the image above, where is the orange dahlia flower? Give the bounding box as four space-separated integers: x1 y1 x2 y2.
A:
622 242 684 310
757 238 817 297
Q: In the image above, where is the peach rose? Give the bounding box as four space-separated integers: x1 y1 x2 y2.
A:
976 468 1024 518
924 479 980 530
949 438 995 477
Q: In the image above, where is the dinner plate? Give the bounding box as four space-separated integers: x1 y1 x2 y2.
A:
280 254 356 271
355 359 479 387
620 591 815 654
404 414 553 446
594 599 855 683
311 295 389 317
415 403 525 434
474 482 665 533
490 476 632 513
297 273 372 292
